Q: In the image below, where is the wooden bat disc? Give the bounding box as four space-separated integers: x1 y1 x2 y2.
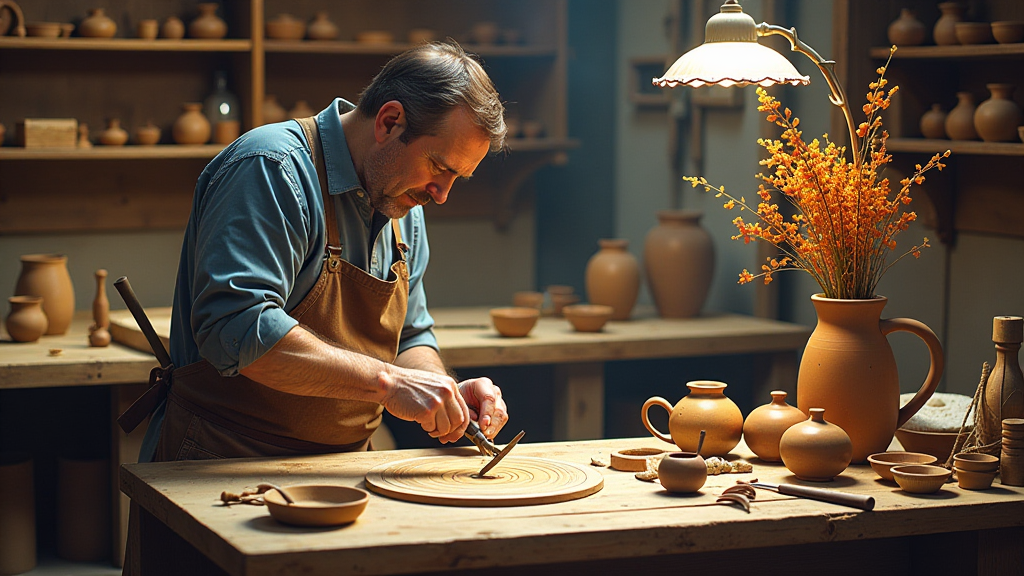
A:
364 455 604 507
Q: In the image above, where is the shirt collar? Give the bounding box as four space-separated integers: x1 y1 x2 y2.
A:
316 98 364 197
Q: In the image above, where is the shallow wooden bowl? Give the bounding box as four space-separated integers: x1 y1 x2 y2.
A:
891 464 951 494
894 428 962 461
490 307 539 337
955 22 994 45
26 22 63 38
953 452 999 472
265 485 369 527
991 21 1024 44
954 467 997 490
563 304 614 333
867 451 937 482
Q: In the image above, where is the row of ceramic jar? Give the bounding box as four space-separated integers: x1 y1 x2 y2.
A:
41 4 228 40
888 5 1024 46
75 103 234 147
919 84 1024 142
264 14 522 46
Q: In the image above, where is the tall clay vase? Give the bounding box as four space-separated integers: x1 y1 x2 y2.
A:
642 381 743 456
5 296 48 343
933 2 965 46
779 408 853 481
0 453 36 575
644 210 714 318
945 92 978 140
982 317 1024 449
796 295 944 463
974 84 1023 143
189 2 227 39
14 254 75 335
887 9 926 46
57 457 110 562
742 390 806 462
585 239 640 321
172 102 211 145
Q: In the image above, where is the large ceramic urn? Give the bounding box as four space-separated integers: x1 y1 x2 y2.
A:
14 253 75 335
644 210 714 318
584 239 640 321
796 295 944 463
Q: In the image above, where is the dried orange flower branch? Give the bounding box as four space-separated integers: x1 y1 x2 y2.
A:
684 48 951 300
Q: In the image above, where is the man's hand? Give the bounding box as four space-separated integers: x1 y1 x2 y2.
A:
458 378 508 439
379 367 470 443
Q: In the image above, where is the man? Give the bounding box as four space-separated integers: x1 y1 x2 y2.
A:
138 42 509 463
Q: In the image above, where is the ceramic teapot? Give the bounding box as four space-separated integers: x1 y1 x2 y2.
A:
641 381 743 456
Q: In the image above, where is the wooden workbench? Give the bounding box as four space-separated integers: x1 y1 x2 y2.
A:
121 437 1024 576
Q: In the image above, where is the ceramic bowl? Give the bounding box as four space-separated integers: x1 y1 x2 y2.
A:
954 467 998 490
550 293 580 317
891 464 952 494
955 22 994 45
265 15 305 40
264 485 369 526
867 451 937 482
26 22 63 38
894 428 963 461
563 304 614 333
546 284 575 296
512 291 544 310
953 452 999 472
490 307 539 337
991 21 1024 44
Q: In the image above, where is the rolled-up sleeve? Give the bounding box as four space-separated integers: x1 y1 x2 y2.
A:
190 153 312 375
398 208 439 354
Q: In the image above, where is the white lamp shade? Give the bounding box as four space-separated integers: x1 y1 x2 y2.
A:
654 41 810 88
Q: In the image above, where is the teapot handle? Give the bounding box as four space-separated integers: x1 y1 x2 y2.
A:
881 318 945 428
641 396 675 445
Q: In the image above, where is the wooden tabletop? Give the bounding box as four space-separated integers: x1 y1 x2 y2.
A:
121 438 1024 576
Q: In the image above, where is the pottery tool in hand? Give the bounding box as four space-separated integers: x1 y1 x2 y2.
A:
476 429 526 476
739 479 875 511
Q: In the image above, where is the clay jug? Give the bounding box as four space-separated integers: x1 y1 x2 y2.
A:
79 8 116 38
161 16 185 39
779 408 853 481
657 452 707 493
289 100 316 119
742 390 806 462
584 239 640 321
974 84 1023 143
934 2 965 46
172 102 211 145
5 296 48 343
796 295 943 463
189 2 227 39
919 104 947 139
263 95 288 124
14 254 75 335
887 9 926 46
945 92 978 140
307 11 338 40
642 381 743 456
98 118 128 146
644 210 714 318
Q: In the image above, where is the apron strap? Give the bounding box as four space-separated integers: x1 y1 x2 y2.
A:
295 116 341 252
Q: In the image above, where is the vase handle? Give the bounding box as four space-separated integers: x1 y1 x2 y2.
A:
881 318 945 428
641 396 675 445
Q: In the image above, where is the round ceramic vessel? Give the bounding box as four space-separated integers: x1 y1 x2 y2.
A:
585 239 640 321
894 428 962 462
953 452 999 472
264 485 369 526
779 408 853 481
991 21 1024 44
658 452 707 494
867 451 937 482
563 304 613 333
891 464 951 494
955 467 997 490
490 307 539 337
642 381 743 456
742 390 806 462
955 22 994 45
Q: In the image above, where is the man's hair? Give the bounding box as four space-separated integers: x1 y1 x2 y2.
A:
357 42 506 153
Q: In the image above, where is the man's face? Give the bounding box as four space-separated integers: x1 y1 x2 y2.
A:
363 107 491 219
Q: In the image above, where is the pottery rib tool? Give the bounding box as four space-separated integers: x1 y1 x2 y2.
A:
478 430 526 476
740 480 875 511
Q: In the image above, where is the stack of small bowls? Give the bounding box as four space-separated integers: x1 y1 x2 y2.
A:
1002 418 1024 486
952 452 999 490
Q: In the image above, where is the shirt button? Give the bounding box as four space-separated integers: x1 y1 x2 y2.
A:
356 191 364 198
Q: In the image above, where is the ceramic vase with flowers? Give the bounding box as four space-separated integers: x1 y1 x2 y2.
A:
685 51 948 463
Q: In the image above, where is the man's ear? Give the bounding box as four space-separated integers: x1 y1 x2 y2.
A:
374 101 405 143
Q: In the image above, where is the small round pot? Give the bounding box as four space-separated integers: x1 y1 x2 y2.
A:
991 21 1024 44
5 296 48 342
135 123 161 145
779 408 852 481
657 452 707 494
490 307 539 337
563 304 613 333
954 467 997 490
867 451 937 482
891 464 951 494
955 22 994 45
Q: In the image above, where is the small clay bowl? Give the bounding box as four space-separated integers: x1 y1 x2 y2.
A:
953 452 999 472
512 291 544 309
658 452 707 494
563 304 614 333
955 22 994 45
610 448 665 472
954 467 997 490
867 451 937 482
264 485 369 526
490 307 539 337
265 15 305 40
991 21 1024 44
26 22 63 38
891 464 952 494
894 428 962 461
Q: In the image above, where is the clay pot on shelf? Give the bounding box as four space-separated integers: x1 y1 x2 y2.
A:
307 12 338 41
60 23 75 38
5 296 47 343
189 2 227 39
289 100 316 119
742 390 806 462
26 21 61 38
992 21 1024 44
136 19 158 40
263 95 288 124
779 408 853 481
658 452 707 493
642 381 743 456
945 92 979 140
408 28 437 44
974 84 1023 142
214 120 239 145
644 210 714 318
0 453 36 575
172 102 211 145
14 254 74 335
584 239 640 321
933 2 965 46
955 22 994 45
266 13 305 41
56 457 110 561
161 16 185 39
919 104 947 139
79 8 116 38
98 118 128 146
470 21 499 45
77 124 92 148
887 9 926 46
135 121 161 145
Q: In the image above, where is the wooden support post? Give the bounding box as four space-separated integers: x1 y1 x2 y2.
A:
553 362 605 440
111 383 148 568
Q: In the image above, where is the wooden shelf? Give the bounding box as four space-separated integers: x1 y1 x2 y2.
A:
505 137 579 152
870 43 1024 59
0 37 252 52
887 138 1024 156
264 40 557 57
0 145 226 160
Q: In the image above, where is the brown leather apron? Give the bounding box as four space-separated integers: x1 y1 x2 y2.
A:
155 116 410 461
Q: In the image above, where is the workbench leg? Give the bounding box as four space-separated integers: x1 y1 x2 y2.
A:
978 526 1024 576
752 351 798 404
553 362 604 440
111 384 148 568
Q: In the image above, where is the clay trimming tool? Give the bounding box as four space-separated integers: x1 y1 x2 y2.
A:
741 480 875 510
478 430 526 476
